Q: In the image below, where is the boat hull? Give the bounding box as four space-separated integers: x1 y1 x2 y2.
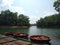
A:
30 39 50 44
5 32 13 36
13 32 28 39
30 35 50 44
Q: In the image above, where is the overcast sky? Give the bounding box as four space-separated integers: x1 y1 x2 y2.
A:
0 0 57 24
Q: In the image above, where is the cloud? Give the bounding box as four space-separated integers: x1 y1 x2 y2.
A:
0 0 24 14
0 0 57 24
0 0 14 7
29 11 58 24
40 11 58 18
29 15 40 24
9 6 24 14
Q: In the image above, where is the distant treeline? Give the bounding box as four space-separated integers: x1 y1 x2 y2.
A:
36 14 60 28
36 0 60 28
0 10 30 26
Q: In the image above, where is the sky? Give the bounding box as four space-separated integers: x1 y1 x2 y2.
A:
0 0 57 24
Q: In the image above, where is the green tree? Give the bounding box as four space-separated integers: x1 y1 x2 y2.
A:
17 14 30 26
54 0 60 13
36 0 60 28
36 14 60 28
0 10 30 26
0 10 17 26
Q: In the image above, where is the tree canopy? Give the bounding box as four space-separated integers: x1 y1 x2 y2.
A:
17 14 30 26
36 0 60 28
36 14 60 28
53 0 60 13
0 10 30 26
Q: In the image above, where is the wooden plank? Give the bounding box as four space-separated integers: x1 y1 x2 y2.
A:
13 40 31 45
2 42 18 45
4 37 17 42
0 35 7 39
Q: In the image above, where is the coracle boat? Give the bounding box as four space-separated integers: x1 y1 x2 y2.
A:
30 35 50 44
13 32 28 39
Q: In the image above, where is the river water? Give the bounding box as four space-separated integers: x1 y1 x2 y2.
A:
0 26 60 45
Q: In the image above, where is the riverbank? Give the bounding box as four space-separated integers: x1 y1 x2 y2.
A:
0 34 36 45
0 34 50 45
0 26 60 45
0 26 29 28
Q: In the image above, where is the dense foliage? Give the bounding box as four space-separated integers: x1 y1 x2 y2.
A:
17 14 30 26
36 14 60 28
53 0 60 13
36 0 60 28
0 10 30 26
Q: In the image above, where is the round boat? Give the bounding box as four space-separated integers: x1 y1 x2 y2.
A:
5 32 13 36
30 35 50 44
13 32 28 39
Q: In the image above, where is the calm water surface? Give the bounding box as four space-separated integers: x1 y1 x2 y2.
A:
0 26 60 45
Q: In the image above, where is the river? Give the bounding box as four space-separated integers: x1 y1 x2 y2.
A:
0 26 60 45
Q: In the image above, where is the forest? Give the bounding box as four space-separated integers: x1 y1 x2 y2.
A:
0 0 60 28
36 0 60 28
0 10 30 26
36 14 60 27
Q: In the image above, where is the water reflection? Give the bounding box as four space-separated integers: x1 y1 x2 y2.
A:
0 26 60 45
28 26 60 45
30 42 51 45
